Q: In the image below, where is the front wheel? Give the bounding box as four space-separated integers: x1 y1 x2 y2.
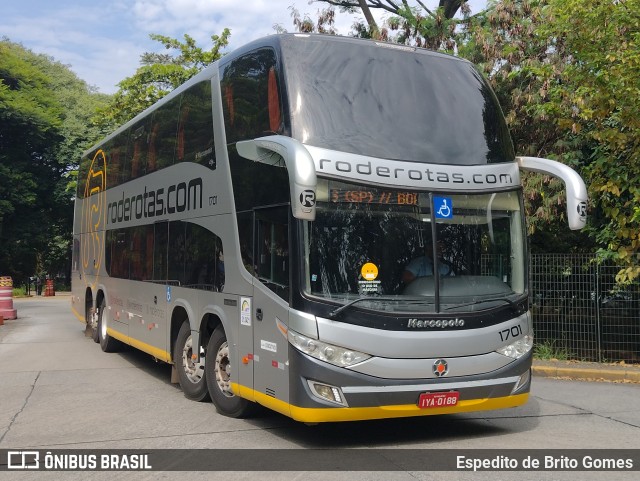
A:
205 326 257 418
174 322 210 401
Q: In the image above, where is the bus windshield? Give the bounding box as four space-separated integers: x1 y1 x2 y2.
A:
282 36 514 165
302 180 526 313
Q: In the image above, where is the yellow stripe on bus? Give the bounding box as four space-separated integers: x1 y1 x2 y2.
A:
231 382 528 423
107 327 172 363
71 304 85 323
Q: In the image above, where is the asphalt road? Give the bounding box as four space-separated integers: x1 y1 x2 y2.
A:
1 296 639 480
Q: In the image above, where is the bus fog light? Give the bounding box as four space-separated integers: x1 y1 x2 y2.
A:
288 329 370 367
497 334 533 359
307 380 348 406
512 369 531 394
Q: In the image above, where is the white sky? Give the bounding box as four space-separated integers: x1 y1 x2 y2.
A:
1 0 487 94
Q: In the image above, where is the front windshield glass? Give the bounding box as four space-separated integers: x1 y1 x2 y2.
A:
281 36 514 165
302 180 526 313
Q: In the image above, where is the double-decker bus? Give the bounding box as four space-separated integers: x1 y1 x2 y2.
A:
71 34 588 423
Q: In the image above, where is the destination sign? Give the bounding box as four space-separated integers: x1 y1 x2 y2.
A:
330 189 419 205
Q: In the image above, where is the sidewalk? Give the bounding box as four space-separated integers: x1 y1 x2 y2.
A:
533 359 640 383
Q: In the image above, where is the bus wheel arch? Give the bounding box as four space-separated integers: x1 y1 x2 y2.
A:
169 306 189 363
199 313 221 357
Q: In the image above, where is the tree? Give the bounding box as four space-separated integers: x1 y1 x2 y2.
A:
312 1 473 48
287 5 338 34
538 0 640 279
0 40 107 284
463 1 640 272
97 30 230 129
459 1 586 247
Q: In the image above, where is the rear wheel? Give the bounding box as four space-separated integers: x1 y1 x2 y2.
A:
205 326 257 418
98 299 121 352
174 322 210 401
85 302 99 343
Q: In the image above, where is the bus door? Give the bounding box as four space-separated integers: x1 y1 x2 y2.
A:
252 206 291 404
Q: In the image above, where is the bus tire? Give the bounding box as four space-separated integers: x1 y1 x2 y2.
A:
98 299 121 353
174 322 210 402
86 302 99 343
205 326 257 418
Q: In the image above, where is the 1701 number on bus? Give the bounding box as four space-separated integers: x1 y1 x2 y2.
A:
418 391 459 409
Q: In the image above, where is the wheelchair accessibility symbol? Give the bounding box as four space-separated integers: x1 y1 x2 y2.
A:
434 196 453 219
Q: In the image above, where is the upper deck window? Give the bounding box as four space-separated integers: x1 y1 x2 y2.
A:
281 37 514 165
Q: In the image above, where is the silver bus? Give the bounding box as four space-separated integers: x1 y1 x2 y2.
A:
71 34 587 423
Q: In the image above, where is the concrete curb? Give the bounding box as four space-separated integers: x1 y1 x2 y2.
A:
532 361 640 383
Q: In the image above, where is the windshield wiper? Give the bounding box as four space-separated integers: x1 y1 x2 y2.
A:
443 296 525 313
328 296 407 318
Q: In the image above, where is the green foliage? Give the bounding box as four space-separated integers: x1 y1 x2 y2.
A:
309 1 473 46
538 0 640 280
97 30 230 129
0 40 109 284
534 340 571 361
459 1 598 252
452 0 640 270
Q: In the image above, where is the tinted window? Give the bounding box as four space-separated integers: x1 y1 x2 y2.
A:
128 120 149 181
168 221 186 284
129 225 153 281
255 206 289 301
221 47 290 246
281 37 514 165
148 96 180 174
221 48 284 144
106 229 129 279
106 221 224 291
177 81 216 168
105 133 128 189
184 222 224 291
153 221 168 281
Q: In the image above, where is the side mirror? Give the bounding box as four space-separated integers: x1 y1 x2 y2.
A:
517 156 588 230
237 136 317 220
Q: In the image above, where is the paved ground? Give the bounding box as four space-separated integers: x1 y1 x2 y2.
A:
1 294 639 480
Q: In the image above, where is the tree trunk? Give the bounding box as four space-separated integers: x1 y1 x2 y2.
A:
358 0 381 38
440 0 464 19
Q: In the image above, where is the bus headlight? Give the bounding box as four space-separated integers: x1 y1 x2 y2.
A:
496 334 533 359
288 329 371 367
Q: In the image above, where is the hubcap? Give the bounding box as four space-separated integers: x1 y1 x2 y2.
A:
182 336 205 384
215 341 233 397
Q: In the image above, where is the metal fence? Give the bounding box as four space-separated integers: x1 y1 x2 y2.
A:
530 254 640 363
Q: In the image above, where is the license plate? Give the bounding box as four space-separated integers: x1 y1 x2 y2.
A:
418 391 459 409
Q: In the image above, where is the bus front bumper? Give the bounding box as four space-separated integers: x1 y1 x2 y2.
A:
235 349 532 423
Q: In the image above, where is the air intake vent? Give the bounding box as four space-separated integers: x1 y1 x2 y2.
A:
265 388 276 398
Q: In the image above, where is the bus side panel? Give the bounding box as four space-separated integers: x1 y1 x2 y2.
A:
252 282 290 407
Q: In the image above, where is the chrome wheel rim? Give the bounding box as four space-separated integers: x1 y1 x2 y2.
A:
215 341 233 397
182 336 205 384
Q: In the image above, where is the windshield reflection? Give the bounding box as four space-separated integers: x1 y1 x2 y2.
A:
303 180 526 313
